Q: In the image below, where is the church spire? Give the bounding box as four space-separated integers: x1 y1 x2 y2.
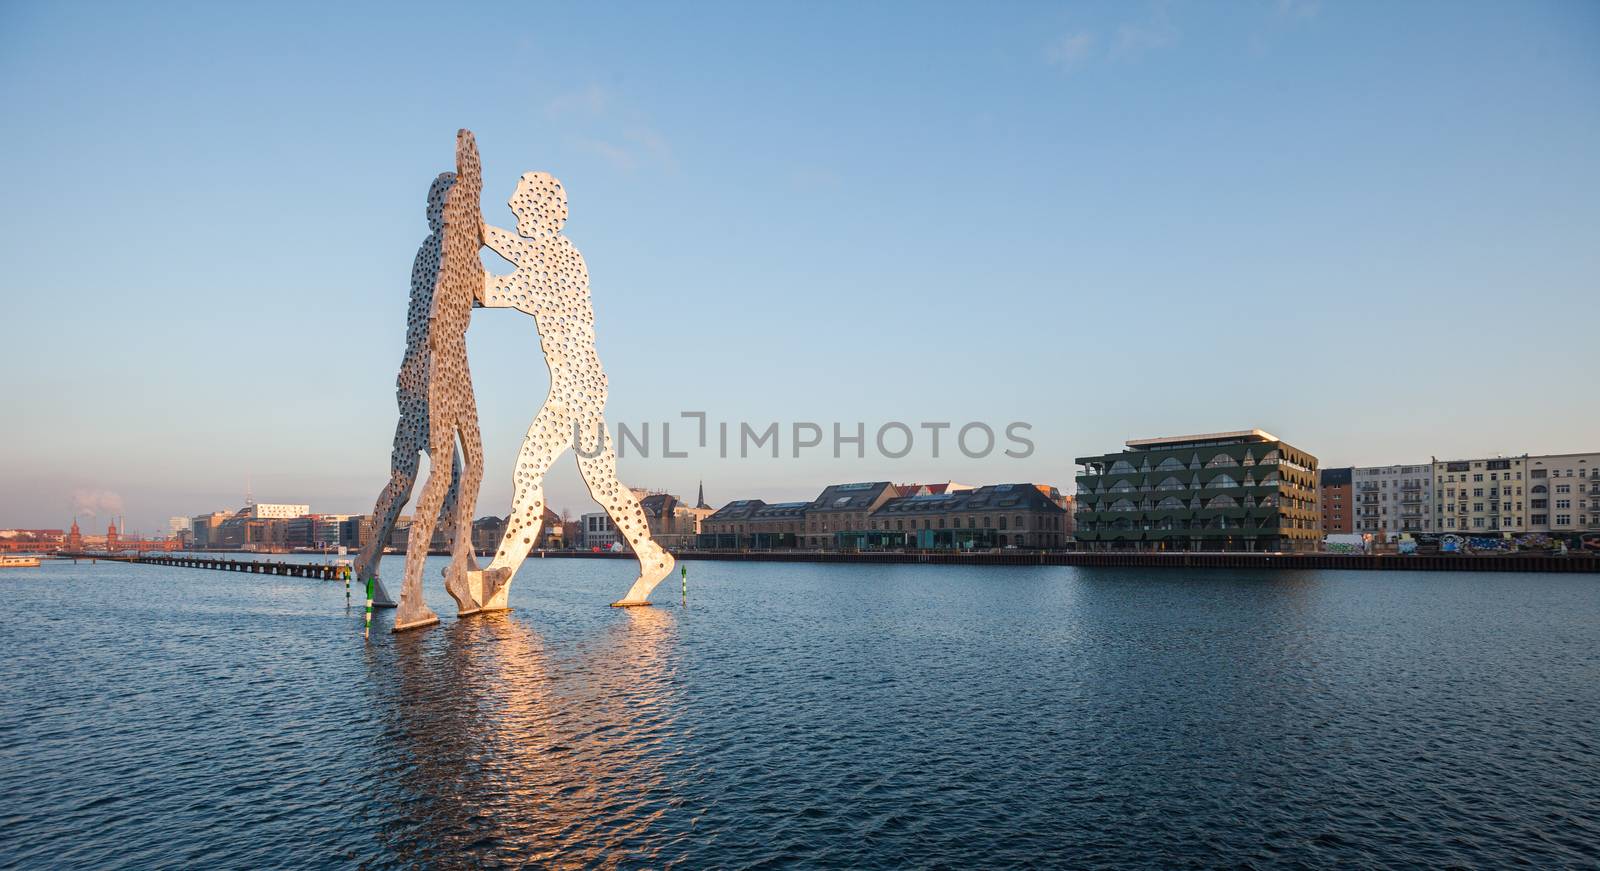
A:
696 480 708 509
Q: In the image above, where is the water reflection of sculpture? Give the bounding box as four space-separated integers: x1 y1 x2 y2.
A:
370 610 681 865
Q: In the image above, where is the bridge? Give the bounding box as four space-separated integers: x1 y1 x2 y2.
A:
60 552 351 581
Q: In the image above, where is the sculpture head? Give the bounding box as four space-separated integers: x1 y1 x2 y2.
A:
426 172 455 233
509 171 568 237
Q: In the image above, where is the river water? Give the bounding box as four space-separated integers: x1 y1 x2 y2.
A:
3 556 1597 868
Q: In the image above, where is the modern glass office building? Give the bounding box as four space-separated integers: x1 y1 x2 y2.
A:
1074 430 1321 552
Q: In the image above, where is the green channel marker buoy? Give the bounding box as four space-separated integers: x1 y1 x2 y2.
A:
681 564 687 606
363 575 374 640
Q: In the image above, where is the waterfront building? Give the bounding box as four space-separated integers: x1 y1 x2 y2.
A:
341 515 368 550
804 481 900 549
285 516 316 548
1074 430 1321 552
168 516 190 537
472 516 506 554
234 518 290 551
1319 467 1352 534
680 502 715 539
189 511 231 549
580 512 619 550
312 514 349 548
1525 452 1600 536
1351 464 1433 539
246 503 310 520
638 493 713 550
745 501 808 548
699 499 767 549
280 514 350 549
869 483 1069 549
1432 455 1526 534
473 511 558 553
699 500 815 549
0 529 65 553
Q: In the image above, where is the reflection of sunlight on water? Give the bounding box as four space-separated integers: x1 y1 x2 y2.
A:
371 609 681 867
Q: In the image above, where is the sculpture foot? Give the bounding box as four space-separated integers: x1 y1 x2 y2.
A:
473 567 514 612
392 603 440 632
392 613 440 632
443 570 479 617
610 551 675 608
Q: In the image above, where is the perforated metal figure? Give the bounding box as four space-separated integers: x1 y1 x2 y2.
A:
472 171 674 608
356 130 487 631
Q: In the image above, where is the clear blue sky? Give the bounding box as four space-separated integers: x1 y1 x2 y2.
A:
2 1 1596 534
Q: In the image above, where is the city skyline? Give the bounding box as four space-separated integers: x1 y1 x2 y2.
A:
11 439 1595 538
4 1 1597 532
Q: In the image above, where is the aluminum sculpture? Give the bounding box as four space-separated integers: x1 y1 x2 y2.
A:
352 174 460 613
469 171 675 610
358 130 487 632
360 129 673 630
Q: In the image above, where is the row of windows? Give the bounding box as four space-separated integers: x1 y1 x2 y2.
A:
1526 514 1587 526
1092 474 1292 493
868 515 1064 532
1443 487 1524 499
1104 452 1285 476
1441 516 1521 529
1090 494 1283 512
1531 468 1596 478
800 533 1066 547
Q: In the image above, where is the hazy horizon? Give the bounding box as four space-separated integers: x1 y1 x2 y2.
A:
3 1 1596 534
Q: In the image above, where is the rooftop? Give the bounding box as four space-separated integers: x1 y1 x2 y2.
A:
1124 429 1279 450
876 484 1067 516
809 481 896 511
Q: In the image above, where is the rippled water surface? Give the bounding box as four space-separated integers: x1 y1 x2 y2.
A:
3 556 1598 868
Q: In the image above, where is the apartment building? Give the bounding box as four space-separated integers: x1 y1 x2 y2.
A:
1319 467 1352 533
1074 429 1321 552
1351 464 1433 539
1525 452 1600 535
1432 455 1526 534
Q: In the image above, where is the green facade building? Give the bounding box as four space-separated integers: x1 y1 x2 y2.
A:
1074 430 1321 552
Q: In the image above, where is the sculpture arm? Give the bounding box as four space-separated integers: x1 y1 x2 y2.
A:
477 271 518 309
481 223 521 262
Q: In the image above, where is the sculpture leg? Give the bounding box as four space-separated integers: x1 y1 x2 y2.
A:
444 416 485 614
436 440 480 615
477 399 566 611
573 411 674 607
393 431 454 631
354 424 420 609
